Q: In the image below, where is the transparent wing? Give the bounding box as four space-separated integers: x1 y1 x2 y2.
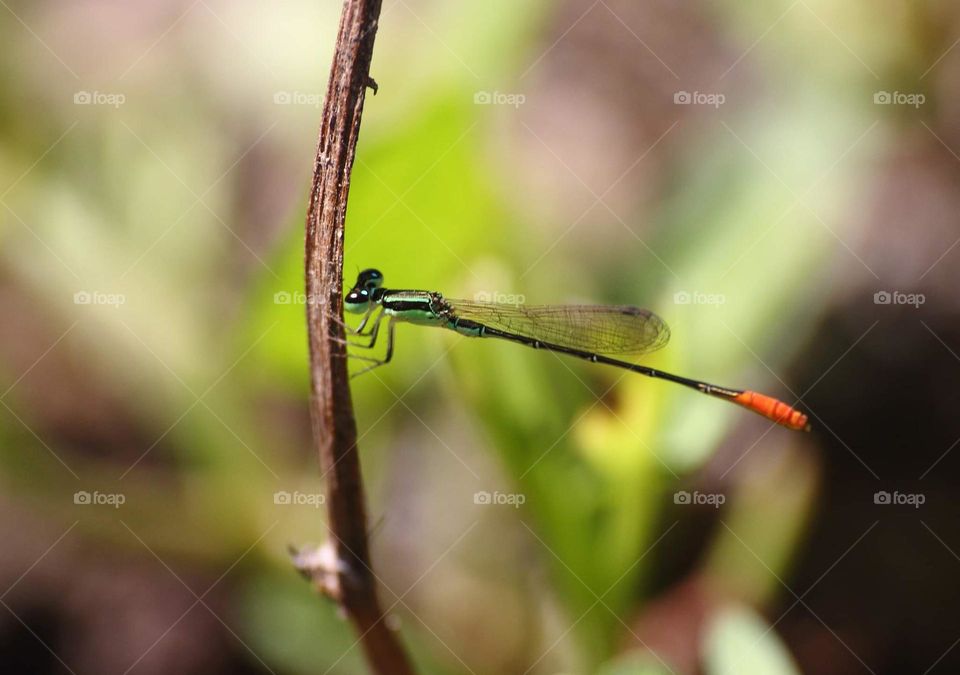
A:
445 300 670 356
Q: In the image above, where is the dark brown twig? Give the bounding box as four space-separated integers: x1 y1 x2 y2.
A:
302 1 415 673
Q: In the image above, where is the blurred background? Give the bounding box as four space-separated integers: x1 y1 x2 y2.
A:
2 0 959 673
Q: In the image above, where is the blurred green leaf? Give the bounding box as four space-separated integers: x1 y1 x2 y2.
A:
703 605 801 675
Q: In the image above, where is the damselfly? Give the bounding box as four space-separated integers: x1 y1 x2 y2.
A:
340 269 809 431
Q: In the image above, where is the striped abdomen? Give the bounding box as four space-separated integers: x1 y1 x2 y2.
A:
733 391 809 431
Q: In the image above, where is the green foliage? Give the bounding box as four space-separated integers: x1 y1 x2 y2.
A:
0 0 886 671
703 606 802 675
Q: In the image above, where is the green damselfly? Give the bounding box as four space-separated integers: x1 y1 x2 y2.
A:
340 269 809 430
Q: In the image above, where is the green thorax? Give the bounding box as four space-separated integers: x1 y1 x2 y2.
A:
380 290 447 326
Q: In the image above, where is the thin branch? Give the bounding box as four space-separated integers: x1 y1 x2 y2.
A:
301 1 415 673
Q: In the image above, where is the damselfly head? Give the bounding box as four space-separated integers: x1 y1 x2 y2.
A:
344 268 384 313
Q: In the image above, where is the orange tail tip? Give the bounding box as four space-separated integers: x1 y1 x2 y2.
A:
733 391 810 431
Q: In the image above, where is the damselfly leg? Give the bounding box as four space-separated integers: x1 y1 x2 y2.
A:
328 306 395 376
347 318 396 379
329 307 386 348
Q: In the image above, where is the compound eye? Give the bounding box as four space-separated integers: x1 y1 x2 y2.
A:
358 268 383 290
344 289 370 314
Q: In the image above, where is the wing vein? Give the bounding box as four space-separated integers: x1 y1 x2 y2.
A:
446 299 670 356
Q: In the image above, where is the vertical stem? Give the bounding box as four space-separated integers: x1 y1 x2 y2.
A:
304 1 414 673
